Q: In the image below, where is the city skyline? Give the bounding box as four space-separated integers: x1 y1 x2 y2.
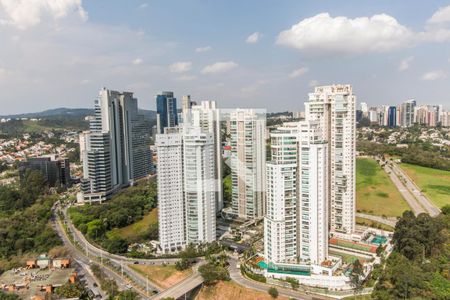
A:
0 1 450 115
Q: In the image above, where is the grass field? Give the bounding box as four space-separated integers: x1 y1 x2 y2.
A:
107 209 157 241
355 217 394 232
129 264 192 289
356 157 410 217
329 250 368 264
400 163 450 209
195 281 289 300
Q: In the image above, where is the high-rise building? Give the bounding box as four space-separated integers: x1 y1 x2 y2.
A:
156 91 178 134
297 121 328 265
388 106 397 127
19 157 71 188
81 88 151 202
264 120 329 266
156 130 185 253
264 123 300 264
188 101 223 211
230 109 266 219
156 124 218 253
360 102 368 118
441 111 450 127
305 84 356 235
400 99 416 127
264 162 297 264
183 127 217 244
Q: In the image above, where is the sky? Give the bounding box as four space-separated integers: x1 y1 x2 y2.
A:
0 0 450 114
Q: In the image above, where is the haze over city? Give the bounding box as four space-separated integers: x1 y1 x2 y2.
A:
0 0 450 114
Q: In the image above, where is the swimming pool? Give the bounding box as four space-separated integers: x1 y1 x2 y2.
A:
371 235 387 245
257 261 268 269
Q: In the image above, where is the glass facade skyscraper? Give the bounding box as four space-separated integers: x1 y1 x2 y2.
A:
156 91 178 134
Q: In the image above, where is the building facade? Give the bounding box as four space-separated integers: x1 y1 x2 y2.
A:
230 109 266 219
19 157 71 188
297 121 329 265
188 101 223 212
183 128 217 244
156 91 178 134
305 84 356 235
156 130 185 253
156 124 218 253
81 88 151 202
400 99 416 127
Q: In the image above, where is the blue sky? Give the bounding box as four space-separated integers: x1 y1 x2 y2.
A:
0 0 449 114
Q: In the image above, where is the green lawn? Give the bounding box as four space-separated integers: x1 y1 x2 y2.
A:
107 208 158 241
400 163 450 209
329 250 368 264
356 217 394 232
356 157 410 217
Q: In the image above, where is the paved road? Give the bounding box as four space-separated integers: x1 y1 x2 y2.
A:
355 213 397 228
228 257 329 300
62 205 179 266
383 165 426 216
390 163 441 217
51 207 150 299
154 264 203 300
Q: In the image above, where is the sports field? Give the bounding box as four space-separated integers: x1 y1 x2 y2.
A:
401 163 450 209
356 157 409 217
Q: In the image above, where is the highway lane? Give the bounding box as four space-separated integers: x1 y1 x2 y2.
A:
52 205 153 299
390 163 441 217
383 165 426 215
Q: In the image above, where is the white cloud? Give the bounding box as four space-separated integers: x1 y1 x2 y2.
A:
132 58 143 65
246 32 261 44
398 56 414 71
421 70 447 81
289 67 309 78
139 3 148 9
195 46 211 53
169 61 192 73
176 75 196 81
201 61 238 74
277 13 415 54
0 0 87 29
309 79 319 87
427 5 450 25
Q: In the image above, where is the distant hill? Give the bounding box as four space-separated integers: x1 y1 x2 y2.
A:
1 107 156 120
0 107 156 136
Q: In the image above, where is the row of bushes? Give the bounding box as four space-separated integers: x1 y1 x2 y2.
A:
240 265 266 283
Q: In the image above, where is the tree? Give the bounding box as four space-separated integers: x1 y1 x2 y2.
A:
350 260 364 295
117 290 139 300
376 244 384 257
268 287 278 298
175 257 191 271
286 277 299 290
198 263 230 285
0 291 20 300
55 282 85 298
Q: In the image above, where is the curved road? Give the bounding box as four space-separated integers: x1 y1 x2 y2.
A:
228 257 331 300
52 205 152 299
